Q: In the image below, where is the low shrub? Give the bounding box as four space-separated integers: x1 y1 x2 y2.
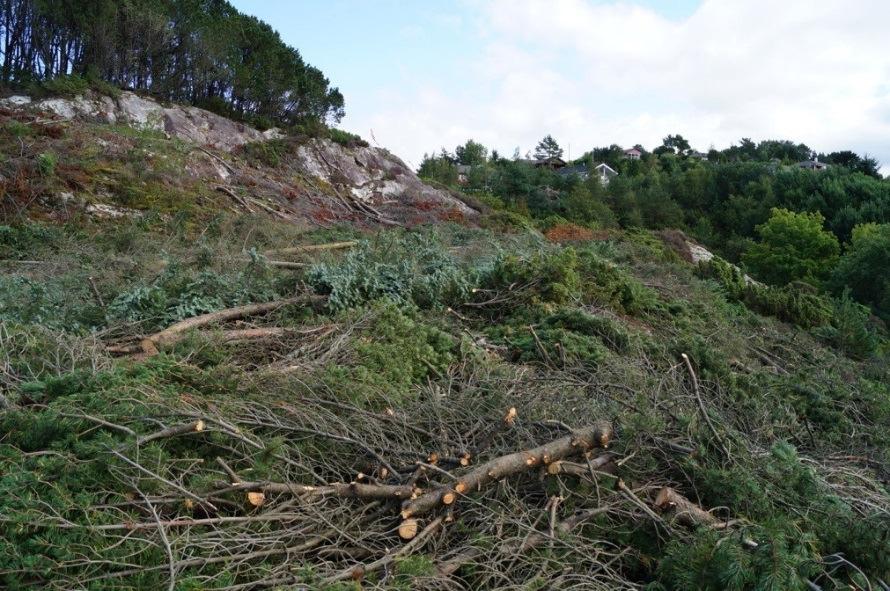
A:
308 232 473 311
812 291 879 359
319 301 457 404
328 128 369 148
698 256 832 329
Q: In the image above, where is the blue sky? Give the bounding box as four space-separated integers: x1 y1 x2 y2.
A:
231 1 889 171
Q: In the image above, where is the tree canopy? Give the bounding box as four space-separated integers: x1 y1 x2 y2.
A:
534 135 563 160
0 0 344 127
742 208 841 286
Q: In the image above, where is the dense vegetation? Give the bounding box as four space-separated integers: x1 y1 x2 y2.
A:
419 136 890 324
0 0 344 127
0 20 886 586
0 212 887 589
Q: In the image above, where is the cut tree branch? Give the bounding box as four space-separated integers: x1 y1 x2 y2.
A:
401 422 612 519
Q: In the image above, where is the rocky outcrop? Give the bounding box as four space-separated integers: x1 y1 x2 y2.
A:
0 91 477 227
293 139 477 217
0 91 282 150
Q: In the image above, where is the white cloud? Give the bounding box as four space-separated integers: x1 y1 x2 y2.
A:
344 0 890 172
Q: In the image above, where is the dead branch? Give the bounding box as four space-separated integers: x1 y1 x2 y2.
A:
264 240 357 256
401 422 612 519
323 516 444 584
653 487 719 528
437 504 615 576
682 353 732 461
106 296 321 355
229 480 417 500
137 420 205 447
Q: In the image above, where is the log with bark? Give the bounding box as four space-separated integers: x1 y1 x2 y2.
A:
401 421 613 520
106 296 322 356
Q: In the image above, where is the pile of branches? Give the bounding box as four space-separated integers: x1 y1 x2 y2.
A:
14 377 658 589
6 251 888 590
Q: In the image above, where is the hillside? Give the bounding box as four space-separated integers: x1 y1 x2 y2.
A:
0 91 476 228
0 102 888 591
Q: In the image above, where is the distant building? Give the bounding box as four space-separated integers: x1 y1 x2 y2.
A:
798 158 829 171
623 147 642 160
521 157 567 170
556 163 590 180
687 149 708 160
593 162 619 184
557 162 618 185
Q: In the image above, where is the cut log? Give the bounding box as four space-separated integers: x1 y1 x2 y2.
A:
246 491 265 507
654 487 718 528
546 453 616 477
398 518 419 540
106 296 322 356
265 241 357 256
226 481 416 500
401 422 612 519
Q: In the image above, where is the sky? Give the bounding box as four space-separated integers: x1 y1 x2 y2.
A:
230 0 890 172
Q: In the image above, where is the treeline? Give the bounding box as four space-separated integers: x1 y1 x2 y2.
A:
420 136 890 323
0 0 344 127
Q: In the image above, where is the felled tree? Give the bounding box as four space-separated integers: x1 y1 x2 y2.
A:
534 135 563 160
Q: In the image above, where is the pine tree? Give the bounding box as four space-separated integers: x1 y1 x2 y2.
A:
534 135 563 160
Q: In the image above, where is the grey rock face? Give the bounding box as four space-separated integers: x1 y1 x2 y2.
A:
1 91 266 150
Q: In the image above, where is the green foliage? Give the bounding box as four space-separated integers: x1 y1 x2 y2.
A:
308 233 474 311
321 301 456 403
3 0 344 126
544 308 632 352
0 223 60 259
654 528 816 591
327 127 368 148
30 74 89 96
812 290 879 359
106 259 281 331
240 137 292 167
562 182 617 228
742 208 840 286
831 223 890 322
534 134 563 160
742 283 833 329
36 152 57 177
418 150 459 186
698 257 833 329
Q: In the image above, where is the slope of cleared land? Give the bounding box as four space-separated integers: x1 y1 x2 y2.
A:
0 108 888 591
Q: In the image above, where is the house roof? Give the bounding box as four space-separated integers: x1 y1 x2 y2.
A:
624 148 641 154
593 162 618 175
556 163 589 177
798 160 828 169
520 157 567 168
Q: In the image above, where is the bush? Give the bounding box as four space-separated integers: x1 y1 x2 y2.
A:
308 233 473 311
36 152 57 177
320 301 457 404
107 259 281 331
830 223 890 322
698 256 833 329
812 291 879 359
742 283 833 329
742 208 840 286
328 128 369 148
